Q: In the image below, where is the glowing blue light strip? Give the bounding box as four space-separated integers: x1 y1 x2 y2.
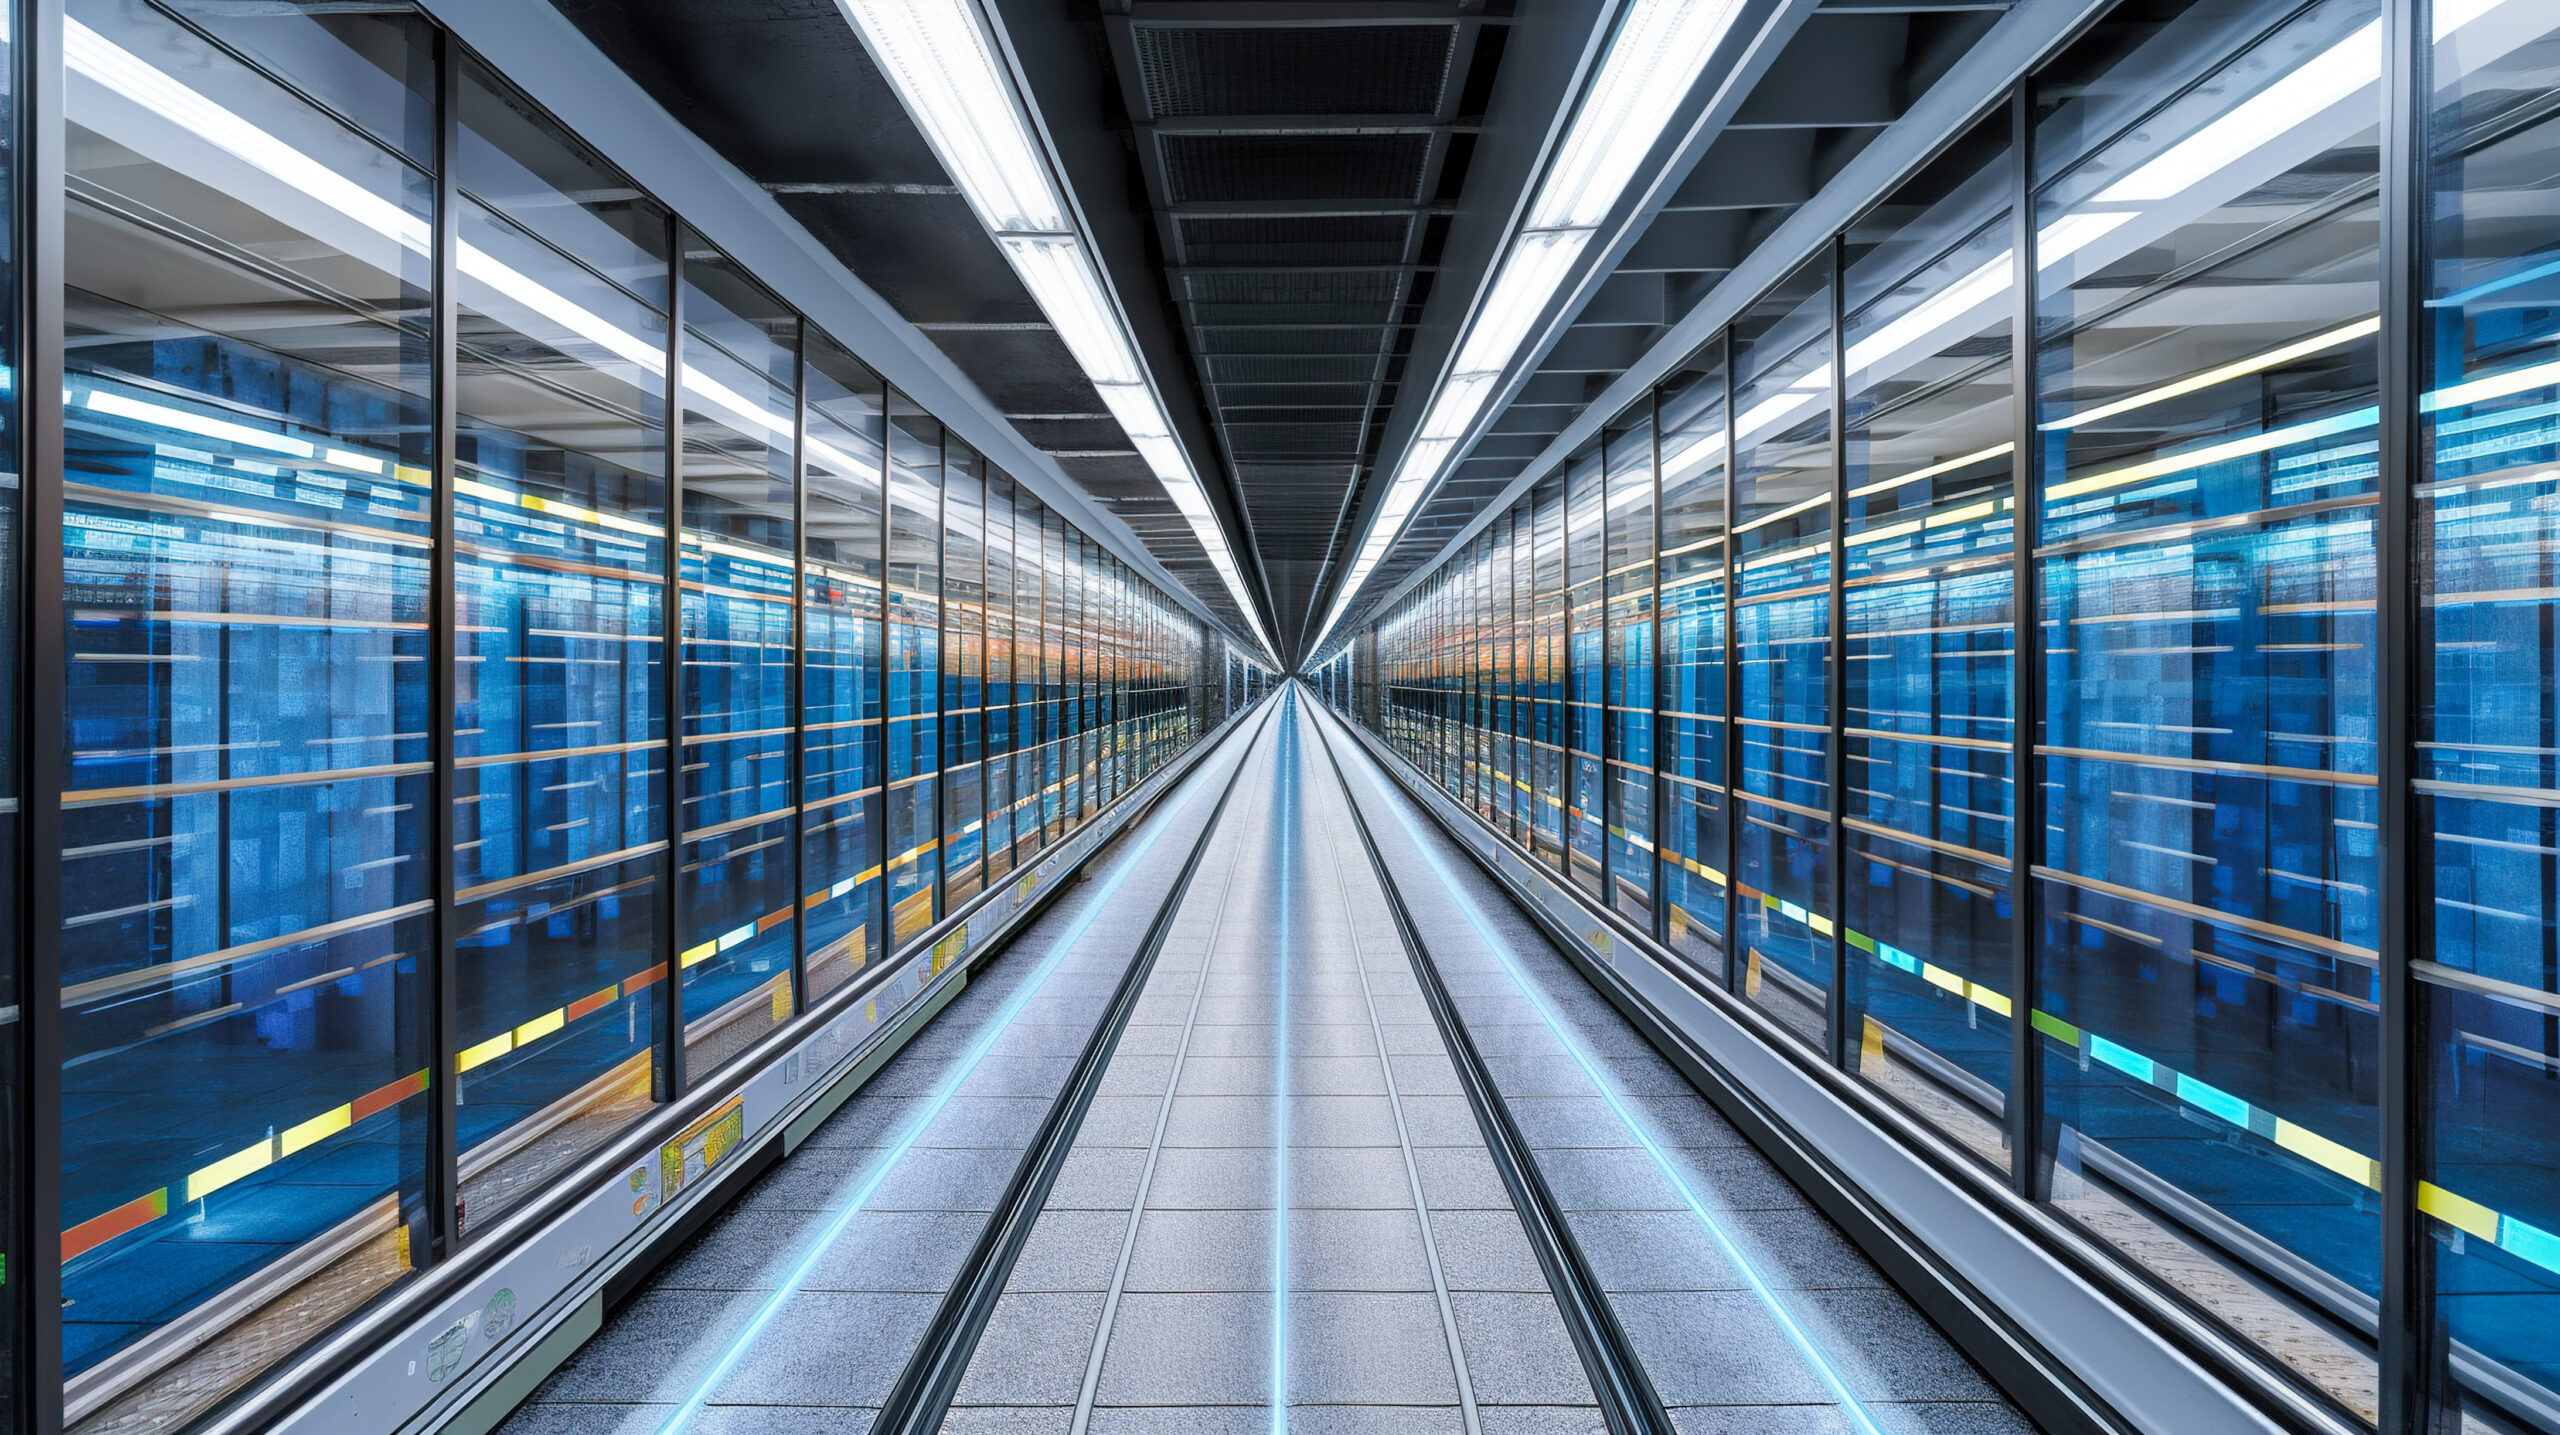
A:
655 735 1243 1433
1323 706 1888 1435
1271 689 1296 1435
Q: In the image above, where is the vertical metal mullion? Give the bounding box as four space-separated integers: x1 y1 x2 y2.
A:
424 29 461 1260
871 390 890 964
2006 76 2045 1201
932 430 947 920
1650 393 1668 947
1721 329 1740 992
2376 0 2437 1425
1826 233 1851 1071
21 0 66 1425
660 221 687 1101
1560 474 1575 880
786 326 807 1015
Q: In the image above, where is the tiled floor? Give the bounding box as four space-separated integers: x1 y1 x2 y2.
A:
1312 702 2036 1435
493 713 1275 1435
944 697 1597 1434
496 697 2036 1435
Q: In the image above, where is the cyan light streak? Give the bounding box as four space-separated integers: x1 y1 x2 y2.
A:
1271 689 1296 1435
655 742 1238 1433
1328 708 1889 1435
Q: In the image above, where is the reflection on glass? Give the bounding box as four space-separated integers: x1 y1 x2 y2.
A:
1732 257 1837 1048
1605 416 1657 926
941 445 985 907
1491 518 1519 838
677 247 797 1078
1510 509 1536 844
1065 532 1089 829
886 397 941 943
1566 446 1608 898
1532 474 1568 869
2032 0 2383 1410
984 472 1015 882
800 333 884 1003
1012 486 1049 870
57 2 435 1407
2423 0 2560 1414
1658 354 1730 979
1838 115 2015 1167
1472 541 1496 817
1042 507 1066 844
450 55 667 1231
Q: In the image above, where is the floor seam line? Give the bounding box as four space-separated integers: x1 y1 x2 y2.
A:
1066 717 1281 1435
1312 706 1486 1435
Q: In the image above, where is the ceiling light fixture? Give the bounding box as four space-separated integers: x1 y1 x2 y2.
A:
1308 0 2538 668
841 0 1275 662
1312 0 1747 654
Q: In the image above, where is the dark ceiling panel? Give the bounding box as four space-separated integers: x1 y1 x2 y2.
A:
1175 215 1411 266
1134 25 1455 117
1158 133 1433 205
1196 328 1388 356
1205 354 1380 385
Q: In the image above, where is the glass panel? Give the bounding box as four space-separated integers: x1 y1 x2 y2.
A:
800 332 884 1004
1014 488 1049 868
450 55 669 1230
940 443 984 906
173 1 434 166
1512 502 1537 844
1733 256 1837 1047
984 471 1015 882
1096 558 1119 805
1606 415 1657 925
57 3 436 1410
1043 507 1065 843
1532 473 1567 868
1839 113 2015 1169
886 395 940 945
2031 0 2383 1410
1660 350 1731 980
1065 533 1089 829
1556 447 1597 895
1475 542 1497 818
1492 513 1518 841
2422 0 2560 1418
676 246 796 1079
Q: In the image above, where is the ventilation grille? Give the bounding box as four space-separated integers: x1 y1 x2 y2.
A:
1134 25 1454 117
1205 354 1381 385
1180 270 1402 306
1216 384 1373 408
1225 421 1366 457
1196 327 1387 357
1179 216 1410 266
1160 133 1429 203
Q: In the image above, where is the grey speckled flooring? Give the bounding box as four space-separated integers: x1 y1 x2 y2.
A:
493 695 2037 1435
1309 701 2036 1435
944 695 1600 1435
492 710 1275 1435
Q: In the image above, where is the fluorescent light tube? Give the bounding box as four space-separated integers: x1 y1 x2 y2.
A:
1528 0 1747 230
1001 235 1146 386
1451 228 1596 378
837 0 1069 234
1093 382 1171 442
